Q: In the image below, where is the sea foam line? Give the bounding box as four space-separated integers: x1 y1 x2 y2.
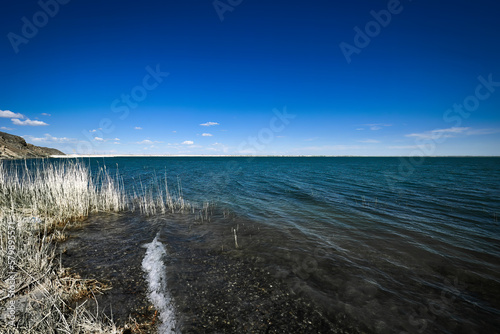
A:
142 234 176 333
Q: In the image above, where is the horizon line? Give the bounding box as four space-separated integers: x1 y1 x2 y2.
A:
50 154 500 158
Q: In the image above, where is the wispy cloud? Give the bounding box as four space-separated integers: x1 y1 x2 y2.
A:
182 140 194 145
406 127 470 140
1 126 13 131
41 113 51 116
402 127 500 144
23 133 75 143
87 135 119 142
12 118 49 126
200 122 219 127
202 133 213 137
465 128 500 136
0 110 24 119
304 137 319 142
206 142 229 153
137 139 162 145
387 145 425 150
358 139 380 143
365 123 392 131
134 126 143 130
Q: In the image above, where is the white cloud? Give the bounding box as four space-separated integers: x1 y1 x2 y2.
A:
200 122 219 127
1 127 13 131
12 118 48 126
182 140 194 145
304 137 318 142
358 139 380 143
23 133 75 143
406 127 470 140
41 113 51 116
387 145 424 149
406 127 500 140
365 124 392 131
1 110 24 119
137 139 162 145
206 142 229 153
89 129 97 133
356 128 364 131
134 127 143 130
202 133 213 137
87 136 121 143
464 128 500 136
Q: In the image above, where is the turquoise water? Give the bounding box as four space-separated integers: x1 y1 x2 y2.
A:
56 157 500 333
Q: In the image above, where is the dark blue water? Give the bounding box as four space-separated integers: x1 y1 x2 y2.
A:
58 157 500 333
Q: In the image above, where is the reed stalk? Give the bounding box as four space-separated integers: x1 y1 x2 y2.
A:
0 159 201 333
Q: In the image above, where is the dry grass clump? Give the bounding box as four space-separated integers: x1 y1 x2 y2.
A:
0 159 196 221
0 213 123 333
0 159 178 333
0 160 127 225
130 172 191 216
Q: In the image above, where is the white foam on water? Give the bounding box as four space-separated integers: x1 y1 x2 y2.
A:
142 234 176 333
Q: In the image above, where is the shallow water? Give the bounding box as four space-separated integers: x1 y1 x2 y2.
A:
56 157 499 333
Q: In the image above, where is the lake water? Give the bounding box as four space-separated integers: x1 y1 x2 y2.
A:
56 157 500 333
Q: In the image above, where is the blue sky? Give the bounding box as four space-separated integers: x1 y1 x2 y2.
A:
1 0 499 155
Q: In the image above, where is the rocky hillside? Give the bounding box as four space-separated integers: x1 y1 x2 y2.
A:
0 131 65 159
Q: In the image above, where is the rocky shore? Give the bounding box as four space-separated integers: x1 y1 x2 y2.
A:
0 131 64 159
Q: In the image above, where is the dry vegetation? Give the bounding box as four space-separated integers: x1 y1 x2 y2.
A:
0 159 188 333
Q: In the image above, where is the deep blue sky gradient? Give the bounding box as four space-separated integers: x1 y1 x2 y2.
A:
1 0 499 155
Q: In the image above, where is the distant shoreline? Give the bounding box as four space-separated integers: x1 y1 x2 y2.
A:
49 154 500 158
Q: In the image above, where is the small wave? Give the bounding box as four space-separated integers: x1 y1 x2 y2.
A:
142 234 176 333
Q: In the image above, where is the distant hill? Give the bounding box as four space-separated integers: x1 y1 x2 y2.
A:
0 131 65 159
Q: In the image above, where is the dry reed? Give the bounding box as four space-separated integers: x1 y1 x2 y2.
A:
0 159 196 333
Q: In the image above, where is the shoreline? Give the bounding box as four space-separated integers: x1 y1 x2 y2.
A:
50 154 500 158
